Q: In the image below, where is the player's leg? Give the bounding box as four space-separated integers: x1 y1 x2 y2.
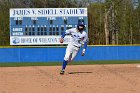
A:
60 44 72 74
68 53 72 63
70 47 79 62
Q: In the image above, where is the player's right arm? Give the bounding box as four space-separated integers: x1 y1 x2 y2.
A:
60 28 74 43
59 32 66 43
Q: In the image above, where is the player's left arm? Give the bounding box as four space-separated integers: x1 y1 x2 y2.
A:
81 41 87 56
81 33 88 56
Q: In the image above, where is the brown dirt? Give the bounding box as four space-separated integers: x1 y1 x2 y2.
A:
0 64 140 93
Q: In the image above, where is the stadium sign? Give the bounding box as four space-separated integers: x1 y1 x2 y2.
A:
10 8 88 45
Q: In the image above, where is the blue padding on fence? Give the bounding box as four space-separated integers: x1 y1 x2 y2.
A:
0 46 139 62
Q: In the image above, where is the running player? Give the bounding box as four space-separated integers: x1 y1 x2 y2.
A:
60 22 88 75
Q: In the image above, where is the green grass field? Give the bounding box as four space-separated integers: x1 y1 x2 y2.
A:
0 60 140 67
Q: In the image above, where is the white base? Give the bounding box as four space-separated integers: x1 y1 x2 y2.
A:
136 65 140 68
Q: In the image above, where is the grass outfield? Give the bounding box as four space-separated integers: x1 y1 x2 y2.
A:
0 60 140 67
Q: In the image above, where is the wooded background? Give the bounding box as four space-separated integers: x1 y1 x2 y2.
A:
0 0 139 45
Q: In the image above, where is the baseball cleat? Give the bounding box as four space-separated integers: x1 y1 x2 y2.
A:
60 70 65 75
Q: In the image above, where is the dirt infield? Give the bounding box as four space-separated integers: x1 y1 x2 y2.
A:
0 64 140 93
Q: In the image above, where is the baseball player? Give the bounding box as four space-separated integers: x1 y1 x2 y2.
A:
60 22 88 75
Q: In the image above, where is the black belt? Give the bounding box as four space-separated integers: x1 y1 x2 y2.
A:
73 45 80 48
